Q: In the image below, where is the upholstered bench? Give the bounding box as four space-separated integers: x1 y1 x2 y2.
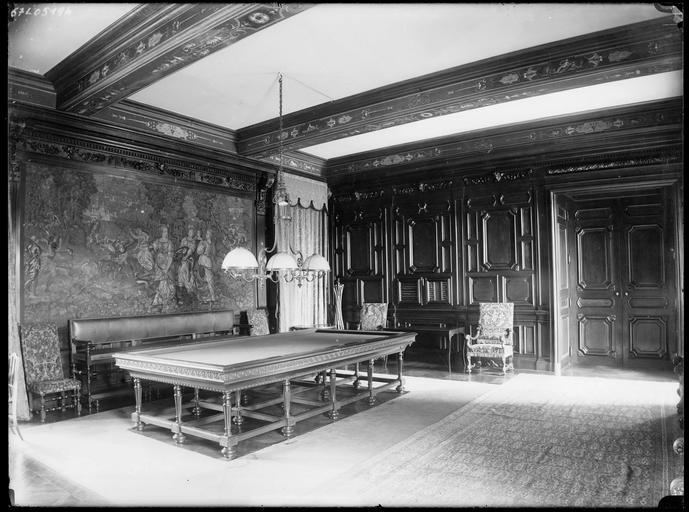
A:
69 309 235 413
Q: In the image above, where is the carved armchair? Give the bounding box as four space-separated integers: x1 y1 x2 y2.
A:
20 323 81 422
352 303 389 371
350 303 389 331
247 308 270 336
465 302 514 375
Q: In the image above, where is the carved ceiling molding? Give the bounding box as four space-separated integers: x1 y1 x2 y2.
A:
260 150 326 177
11 126 256 194
324 99 682 176
8 68 55 108
48 3 313 115
94 100 238 153
238 18 681 156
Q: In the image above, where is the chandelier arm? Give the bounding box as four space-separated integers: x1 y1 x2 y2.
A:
267 272 280 284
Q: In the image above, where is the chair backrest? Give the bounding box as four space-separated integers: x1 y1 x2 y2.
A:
247 309 270 336
20 323 64 384
478 302 514 341
359 303 388 331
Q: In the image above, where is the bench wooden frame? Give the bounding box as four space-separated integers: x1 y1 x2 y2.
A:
69 310 235 413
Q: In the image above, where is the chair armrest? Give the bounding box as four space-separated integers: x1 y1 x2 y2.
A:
465 326 480 344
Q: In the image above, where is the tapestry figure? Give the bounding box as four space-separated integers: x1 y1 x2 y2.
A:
151 225 176 308
129 227 154 279
24 236 43 296
176 225 198 302
195 228 216 304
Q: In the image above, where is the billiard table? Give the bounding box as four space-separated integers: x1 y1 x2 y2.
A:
113 328 416 459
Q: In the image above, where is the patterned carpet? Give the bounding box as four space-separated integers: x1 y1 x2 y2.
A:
322 373 680 507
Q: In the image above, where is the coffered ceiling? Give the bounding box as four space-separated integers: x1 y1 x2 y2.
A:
7 3 683 179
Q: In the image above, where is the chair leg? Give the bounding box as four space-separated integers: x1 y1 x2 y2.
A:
74 389 81 416
39 394 47 423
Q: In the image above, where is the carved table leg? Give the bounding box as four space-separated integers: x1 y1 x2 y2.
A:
233 390 244 426
221 391 237 460
396 351 406 393
320 370 330 401
133 378 144 431
172 384 185 444
328 368 339 420
352 362 360 390
192 388 201 417
282 379 295 438
367 359 376 405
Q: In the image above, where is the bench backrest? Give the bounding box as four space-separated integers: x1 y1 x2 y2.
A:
69 310 235 345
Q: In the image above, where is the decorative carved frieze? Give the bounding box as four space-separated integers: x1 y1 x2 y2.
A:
545 155 680 175
13 129 256 193
393 180 454 196
334 190 386 203
463 169 534 186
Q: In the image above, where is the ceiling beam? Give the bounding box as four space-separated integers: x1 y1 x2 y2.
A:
323 98 683 181
237 17 682 158
46 3 313 116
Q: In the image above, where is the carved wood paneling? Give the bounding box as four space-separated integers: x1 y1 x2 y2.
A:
576 227 613 290
626 224 664 288
578 314 615 357
481 209 518 271
629 317 666 358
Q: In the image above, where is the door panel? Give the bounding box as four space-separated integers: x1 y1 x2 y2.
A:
571 190 675 367
618 195 674 362
573 206 619 363
577 314 616 356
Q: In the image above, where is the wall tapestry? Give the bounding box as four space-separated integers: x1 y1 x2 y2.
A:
22 163 255 325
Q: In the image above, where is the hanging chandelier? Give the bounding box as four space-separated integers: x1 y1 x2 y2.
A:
221 73 330 287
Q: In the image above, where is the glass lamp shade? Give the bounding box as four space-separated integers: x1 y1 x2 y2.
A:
303 253 330 272
221 247 259 270
265 251 299 271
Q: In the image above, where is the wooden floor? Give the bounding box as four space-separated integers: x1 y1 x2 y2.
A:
8 355 677 507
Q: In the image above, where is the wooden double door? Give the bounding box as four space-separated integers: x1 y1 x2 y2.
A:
566 189 676 367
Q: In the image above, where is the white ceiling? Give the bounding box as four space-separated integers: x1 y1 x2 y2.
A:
7 3 680 162
7 3 138 74
129 3 670 129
